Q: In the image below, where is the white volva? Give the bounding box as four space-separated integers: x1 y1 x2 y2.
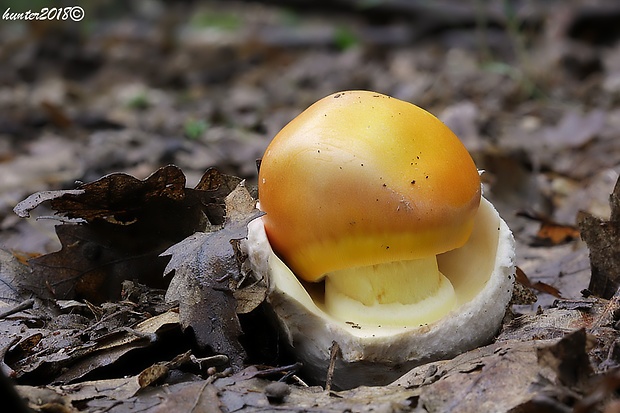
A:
243 197 515 389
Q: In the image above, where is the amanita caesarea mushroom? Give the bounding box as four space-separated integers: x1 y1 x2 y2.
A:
244 90 515 389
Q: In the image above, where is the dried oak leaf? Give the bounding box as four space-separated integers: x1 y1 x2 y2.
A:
15 165 241 303
23 224 171 301
578 176 620 299
162 182 264 371
516 210 580 246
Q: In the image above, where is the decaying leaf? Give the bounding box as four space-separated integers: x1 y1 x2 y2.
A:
0 249 34 307
17 376 141 411
537 328 593 387
16 165 187 224
15 165 241 303
501 299 601 343
517 210 581 246
16 365 419 413
392 330 593 413
514 266 562 302
162 182 264 371
536 221 581 246
2 300 180 384
511 267 539 305
8 165 267 387
25 224 170 302
13 190 85 219
579 176 620 299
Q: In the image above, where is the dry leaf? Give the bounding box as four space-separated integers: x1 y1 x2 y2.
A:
162 182 264 371
0 249 34 307
578 176 620 299
517 210 580 246
394 330 593 413
15 166 241 303
536 328 592 387
515 266 562 300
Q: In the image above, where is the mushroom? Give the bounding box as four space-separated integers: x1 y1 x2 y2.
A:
244 90 515 389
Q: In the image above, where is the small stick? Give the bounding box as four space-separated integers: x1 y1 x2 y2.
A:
325 341 340 393
0 299 34 319
252 362 303 379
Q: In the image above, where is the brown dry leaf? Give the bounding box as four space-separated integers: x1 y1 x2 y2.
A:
54 310 180 384
162 182 264 371
12 336 597 413
578 176 620 299
515 266 562 300
541 109 606 149
16 385 77 413
500 301 600 344
154 382 223 413
25 224 170 302
138 364 169 388
2 291 178 384
15 166 241 303
51 165 186 224
18 366 418 412
573 369 620 413
536 221 581 246
0 249 34 307
13 190 84 219
516 210 580 246
138 350 195 389
393 329 593 413
512 267 539 305
16 376 141 411
536 328 593 387
3 312 90 381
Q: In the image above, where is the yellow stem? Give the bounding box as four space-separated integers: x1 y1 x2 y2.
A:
324 257 457 326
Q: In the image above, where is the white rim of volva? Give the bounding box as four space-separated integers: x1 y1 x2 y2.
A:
243 197 515 388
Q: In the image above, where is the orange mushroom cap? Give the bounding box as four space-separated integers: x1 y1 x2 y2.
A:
258 91 481 282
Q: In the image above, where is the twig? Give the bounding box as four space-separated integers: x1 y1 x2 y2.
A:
0 299 34 319
325 341 341 393
288 374 309 387
252 362 303 379
190 354 229 371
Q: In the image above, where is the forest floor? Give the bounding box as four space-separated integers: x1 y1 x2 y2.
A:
1 1 620 412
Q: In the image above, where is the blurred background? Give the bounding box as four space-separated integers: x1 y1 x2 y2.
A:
0 0 619 307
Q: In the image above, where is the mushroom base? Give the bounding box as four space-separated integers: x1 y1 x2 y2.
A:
243 197 515 390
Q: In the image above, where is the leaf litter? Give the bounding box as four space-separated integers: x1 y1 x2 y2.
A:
1 165 267 395
2 1 620 412
2 161 620 412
